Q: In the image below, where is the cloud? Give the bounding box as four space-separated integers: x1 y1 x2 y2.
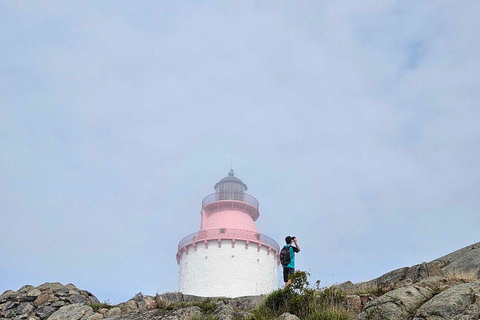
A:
1 1 479 302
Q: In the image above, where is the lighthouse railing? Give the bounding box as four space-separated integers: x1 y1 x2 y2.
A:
178 228 280 253
201 193 259 210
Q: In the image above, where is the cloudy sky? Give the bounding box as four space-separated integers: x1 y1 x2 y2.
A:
1 1 479 303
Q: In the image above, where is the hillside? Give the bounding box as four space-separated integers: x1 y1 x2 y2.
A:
339 242 480 319
1 242 479 320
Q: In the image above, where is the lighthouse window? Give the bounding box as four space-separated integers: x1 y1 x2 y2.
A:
217 182 245 201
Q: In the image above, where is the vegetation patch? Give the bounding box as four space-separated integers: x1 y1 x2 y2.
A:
253 271 352 320
191 316 217 320
86 301 113 312
446 269 479 283
156 298 217 315
353 284 391 297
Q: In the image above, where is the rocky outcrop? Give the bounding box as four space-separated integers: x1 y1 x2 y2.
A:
413 280 480 320
102 294 264 320
354 285 434 320
339 242 480 296
1 285 265 320
431 242 480 274
0 283 99 320
211 304 235 320
103 307 203 320
346 294 374 314
2 242 479 320
344 262 444 295
343 242 480 320
349 275 480 320
48 305 94 320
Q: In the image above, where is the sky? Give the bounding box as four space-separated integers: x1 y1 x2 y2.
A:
1 1 479 304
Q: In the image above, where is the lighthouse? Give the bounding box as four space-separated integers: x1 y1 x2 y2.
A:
177 170 280 297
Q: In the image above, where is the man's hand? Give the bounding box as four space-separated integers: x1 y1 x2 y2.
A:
293 237 300 252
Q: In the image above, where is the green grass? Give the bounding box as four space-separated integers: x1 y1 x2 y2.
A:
86 301 113 312
191 316 217 320
156 298 217 315
305 307 351 320
253 271 352 320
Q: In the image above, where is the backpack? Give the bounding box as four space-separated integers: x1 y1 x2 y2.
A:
280 246 292 266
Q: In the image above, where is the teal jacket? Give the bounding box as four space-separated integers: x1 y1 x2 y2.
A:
284 244 300 269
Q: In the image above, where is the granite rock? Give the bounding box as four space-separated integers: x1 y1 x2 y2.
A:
212 304 235 320
276 312 300 320
106 308 121 317
48 304 94 320
413 280 480 320
35 306 56 319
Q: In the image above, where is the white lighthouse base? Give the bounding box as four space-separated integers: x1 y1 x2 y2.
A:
178 239 278 297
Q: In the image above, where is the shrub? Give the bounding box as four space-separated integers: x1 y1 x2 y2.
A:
190 300 217 314
263 288 294 315
253 271 351 320
319 286 347 307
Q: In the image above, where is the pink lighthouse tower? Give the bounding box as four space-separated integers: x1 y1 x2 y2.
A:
177 170 280 297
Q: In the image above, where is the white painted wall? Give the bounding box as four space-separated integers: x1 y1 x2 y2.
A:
178 239 278 297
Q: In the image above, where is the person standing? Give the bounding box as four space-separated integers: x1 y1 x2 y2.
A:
281 236 300 288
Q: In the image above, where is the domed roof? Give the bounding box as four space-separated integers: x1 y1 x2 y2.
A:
214 169 248 190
